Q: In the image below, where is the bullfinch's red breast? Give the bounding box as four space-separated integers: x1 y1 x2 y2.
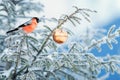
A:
6 17 39 34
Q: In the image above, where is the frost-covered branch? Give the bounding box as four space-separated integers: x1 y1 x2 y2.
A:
33 7 96 64
22 51 120 79
81 25 120 52
11 35 26 80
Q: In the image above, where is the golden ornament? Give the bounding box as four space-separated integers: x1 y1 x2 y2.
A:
53 29 68 44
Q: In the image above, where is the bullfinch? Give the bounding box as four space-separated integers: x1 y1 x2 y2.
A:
6 17 40 34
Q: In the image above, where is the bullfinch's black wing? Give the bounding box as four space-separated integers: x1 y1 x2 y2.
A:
18 19 32 28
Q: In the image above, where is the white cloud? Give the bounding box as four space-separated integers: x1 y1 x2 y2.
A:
41 0 120 26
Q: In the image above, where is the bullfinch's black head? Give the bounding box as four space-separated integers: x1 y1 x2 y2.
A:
33 17 40 23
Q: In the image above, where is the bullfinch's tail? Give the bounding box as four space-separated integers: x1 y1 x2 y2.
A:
6 28 19 34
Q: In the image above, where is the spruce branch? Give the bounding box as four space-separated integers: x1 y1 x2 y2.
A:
32 7 96 64
81 26 120 53
11 34 26 80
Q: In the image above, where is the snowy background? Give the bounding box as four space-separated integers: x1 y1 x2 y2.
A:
0 0 120 79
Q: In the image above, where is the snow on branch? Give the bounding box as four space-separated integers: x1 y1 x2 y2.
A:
81 25 120 52
24 51 120 79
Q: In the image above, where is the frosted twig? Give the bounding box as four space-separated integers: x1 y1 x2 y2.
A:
81 26 120 53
